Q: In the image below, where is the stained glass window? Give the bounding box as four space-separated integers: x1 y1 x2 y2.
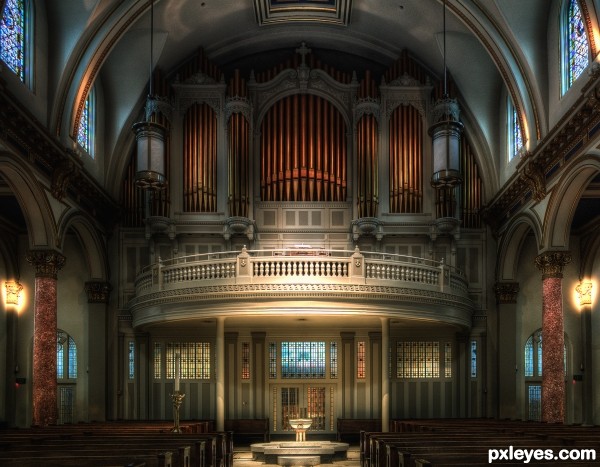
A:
329 341 338 378
470 340 477 378
57 330 77 380
281 341 325 379
128 341 135 379
242 342 250 379
528 385 541 421
153 343 161 379
564 0 589 91
524 329 567 378
357 341 366 379
396 341 440 378
444 342 452 378
166 342 211 379
508 100 523 161
77 87 96 157
269 342 277 379
0 0 26 82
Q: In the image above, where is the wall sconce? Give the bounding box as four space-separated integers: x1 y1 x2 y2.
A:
5 280 23 306
576 281 592 307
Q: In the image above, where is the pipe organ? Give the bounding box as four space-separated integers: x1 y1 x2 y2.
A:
260 94 347 202
389 105 423 214
228 70 250 218
120 46 482 234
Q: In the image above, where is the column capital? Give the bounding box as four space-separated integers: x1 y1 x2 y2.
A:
494 281 520 304
535 251 571 279
84 281 112 303
26 250 65 279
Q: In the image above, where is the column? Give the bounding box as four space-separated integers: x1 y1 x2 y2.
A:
84 281 111 422
494 282 519 419
216 316 225 431
381 318 390 432
340 332 355 418
535 251 571 423
26 250 65 426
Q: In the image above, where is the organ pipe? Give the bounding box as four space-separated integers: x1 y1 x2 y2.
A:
389 105 423 213
460 138 483 228
260 95 347 202
184 103 217 212
356 114 378 218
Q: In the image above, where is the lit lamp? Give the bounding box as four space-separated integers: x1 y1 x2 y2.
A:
133 0 167 190
576 281 593 307
5 280 22 306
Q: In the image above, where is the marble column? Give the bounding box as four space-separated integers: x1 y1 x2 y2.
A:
216 316 225 431
494 282 519 419
26 250 65 426
534 251 571 424
85 281 111 422
381 318 390 432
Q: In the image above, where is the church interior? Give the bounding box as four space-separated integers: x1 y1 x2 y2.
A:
2 0 600 458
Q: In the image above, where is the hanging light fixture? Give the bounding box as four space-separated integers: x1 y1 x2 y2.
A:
429 0 463 189
133 0 167 190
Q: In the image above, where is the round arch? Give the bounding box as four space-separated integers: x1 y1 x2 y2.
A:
58 212 108 281
0 152 58 249
497 211 543 281
543 155 600 251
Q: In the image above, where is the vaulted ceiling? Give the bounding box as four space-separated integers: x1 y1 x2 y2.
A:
37 0 586 201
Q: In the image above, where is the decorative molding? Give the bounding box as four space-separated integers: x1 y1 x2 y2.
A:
384 97 426 120
353 97 380 126
494 281 519 304
225 96 253 123
534 251 572 279
253 0 352 26
387 73 421 87
51 153 80 201
26 250 66 279
522 159 546 203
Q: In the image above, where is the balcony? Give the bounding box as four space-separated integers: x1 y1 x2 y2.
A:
128 247 474 329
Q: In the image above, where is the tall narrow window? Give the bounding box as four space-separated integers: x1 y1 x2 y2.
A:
269 342 277 379
444 342 452 378
57 330 77 380
357 341 366 379
330 341 338 378
470 340 477 378
0 0 27 82
153 342 161 379
508 100 523 161
562 0 589 93
128 341 135 379
78 87 96 157
242 342 250 380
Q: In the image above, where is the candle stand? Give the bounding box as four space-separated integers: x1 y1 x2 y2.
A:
170 390 185 433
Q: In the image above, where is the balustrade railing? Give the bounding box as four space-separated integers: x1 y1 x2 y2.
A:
134 247 467 297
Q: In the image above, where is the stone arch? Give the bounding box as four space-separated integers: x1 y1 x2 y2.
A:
497 211 542 281
543 155 600 251
0 152 58 249
58 212 108 281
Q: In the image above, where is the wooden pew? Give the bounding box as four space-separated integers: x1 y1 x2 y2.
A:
224 418 269 443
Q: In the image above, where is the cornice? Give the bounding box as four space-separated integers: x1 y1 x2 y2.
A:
483 71 600 233
0 83 119 231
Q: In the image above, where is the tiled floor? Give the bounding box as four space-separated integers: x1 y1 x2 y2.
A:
233 445 361 467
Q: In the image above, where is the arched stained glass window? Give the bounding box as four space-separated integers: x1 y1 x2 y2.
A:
524 329 566 378
562 0 590 93
508 99 523 161
57 330 78 380
0 0 26 82
77 87 96 157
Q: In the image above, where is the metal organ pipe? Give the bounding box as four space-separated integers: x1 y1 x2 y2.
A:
260 94 347 202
